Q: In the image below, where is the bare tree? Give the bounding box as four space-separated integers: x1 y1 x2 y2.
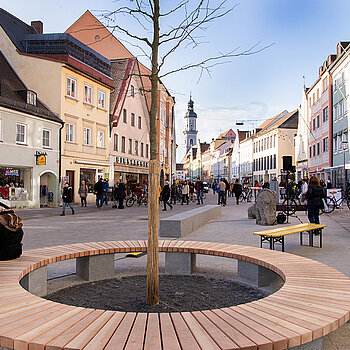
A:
100 0 269 306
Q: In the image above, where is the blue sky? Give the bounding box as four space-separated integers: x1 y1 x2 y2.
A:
1 0 350 161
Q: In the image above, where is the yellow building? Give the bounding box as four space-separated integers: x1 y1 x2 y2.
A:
0 11 113 203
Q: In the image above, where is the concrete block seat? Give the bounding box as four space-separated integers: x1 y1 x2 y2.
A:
159 205 221 238
0 240 350 349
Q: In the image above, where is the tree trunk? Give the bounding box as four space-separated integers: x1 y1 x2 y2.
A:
147 0 160 306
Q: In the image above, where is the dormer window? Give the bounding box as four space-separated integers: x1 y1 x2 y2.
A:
27 91 36 106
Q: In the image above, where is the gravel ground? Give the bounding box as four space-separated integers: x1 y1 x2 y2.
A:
46 274 270 313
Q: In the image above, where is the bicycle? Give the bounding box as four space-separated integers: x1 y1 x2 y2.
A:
126 191 148 207
320 189 350 214
239 188 252 202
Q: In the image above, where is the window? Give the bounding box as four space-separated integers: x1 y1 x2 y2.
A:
322 78 328 92
84 127 91 146
131 113 135 127
128 138 132 154
313 144 315 157
322 107 328 123
317 142 320 156
0 118 3 141
16 123 26 144
339 99 344 117
313 93 315 105
121 136 126 153
334 104 339 120
273 155 276 169
316 115 320 128
84 84 93 104
43 129 51 148
312 118 315 131
27 91 36 105
123 109 127 123
97 131 104 148
98 90 106 109
135 140 138 155
141 142 144 157
309 146 312 158
160 102 164 121
130 85 134 97
338 134 343 151
138 116 142 129
146 144 149 158
113 134 118 151
317 88 319 101
343 132 348 148
333 136 337 152
323 137 329 152
309 121 312 133
66 123 75 143
67 77 77 98
273 135 276 147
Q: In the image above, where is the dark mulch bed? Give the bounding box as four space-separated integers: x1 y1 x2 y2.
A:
46 275 270 313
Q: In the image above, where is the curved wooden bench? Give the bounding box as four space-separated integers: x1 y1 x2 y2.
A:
0 240 350 349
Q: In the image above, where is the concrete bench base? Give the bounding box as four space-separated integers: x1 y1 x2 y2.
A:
76 253 115 281
165 252 196 275
19 265 47 297
159 205 221 238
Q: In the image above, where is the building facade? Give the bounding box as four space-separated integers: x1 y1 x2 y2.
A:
0 51 63 208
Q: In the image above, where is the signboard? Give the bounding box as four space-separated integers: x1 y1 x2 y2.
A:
37 155 46 165
5 168 19 176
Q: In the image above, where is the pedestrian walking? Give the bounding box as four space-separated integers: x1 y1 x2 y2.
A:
232 179 243 205
306 176 326 225
181 181 189 205
114 180 126 209
103 179 109 206
189 181 195 202
94 178 104 209
161 181 173 211
60 183 74 216
218 178 226 206
195 177 204 205
170 182 177 205
78 180 88 207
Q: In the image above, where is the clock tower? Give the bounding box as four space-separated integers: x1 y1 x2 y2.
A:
184 96 198 153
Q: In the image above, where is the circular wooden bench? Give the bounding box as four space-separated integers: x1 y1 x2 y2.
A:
0 240 350 349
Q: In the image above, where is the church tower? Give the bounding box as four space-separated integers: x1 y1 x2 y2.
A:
184 96 198 153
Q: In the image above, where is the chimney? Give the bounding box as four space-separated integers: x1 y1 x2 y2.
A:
31 21 43 34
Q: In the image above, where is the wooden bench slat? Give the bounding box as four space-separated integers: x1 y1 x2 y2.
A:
103 312 136 350
144 313 162 350
44 310 105 350
83 312 126 350
181 312 221 350
159 313 181 350
124 313 147 350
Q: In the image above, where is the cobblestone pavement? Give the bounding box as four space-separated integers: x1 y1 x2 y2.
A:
15 192 350 349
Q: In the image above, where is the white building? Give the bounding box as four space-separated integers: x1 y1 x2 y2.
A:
0 51 63 208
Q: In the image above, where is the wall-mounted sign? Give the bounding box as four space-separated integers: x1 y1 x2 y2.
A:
5 168 19 176
115 157 149 168
35 151 47 166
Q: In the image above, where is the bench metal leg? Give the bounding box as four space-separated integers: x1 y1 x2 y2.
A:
76 254 115 281
238 260 281 287
20 266 47 297
165 252 196 275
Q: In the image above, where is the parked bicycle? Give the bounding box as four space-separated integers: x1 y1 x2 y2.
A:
126 191 148 207
320 189 350 214
239 187 252 202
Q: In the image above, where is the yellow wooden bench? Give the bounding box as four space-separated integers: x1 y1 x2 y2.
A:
254 223 328 251
0 240 348 349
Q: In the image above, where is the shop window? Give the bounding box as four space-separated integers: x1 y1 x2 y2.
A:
16 123 27 144
114 134 118 151
97 131 105 148
66 123 75 143
121 136 126 153
0 167 31 201
84 85 93 104
66 77 77 98
98 90 106 109
80 169 95 193
42 129 51 148
84 127 92 146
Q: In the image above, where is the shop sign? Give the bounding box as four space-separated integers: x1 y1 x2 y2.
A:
35 151 47 165
5 168 19 176
115 157 149 168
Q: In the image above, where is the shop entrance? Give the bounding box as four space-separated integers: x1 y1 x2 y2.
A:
40 172 57 207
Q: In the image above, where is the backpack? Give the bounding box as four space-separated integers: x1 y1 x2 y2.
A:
0 203 24 260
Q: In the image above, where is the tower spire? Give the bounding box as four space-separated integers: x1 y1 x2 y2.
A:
184 95 198 153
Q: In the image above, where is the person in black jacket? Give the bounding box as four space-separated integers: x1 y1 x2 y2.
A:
161 181 173 211
113 180 126 209
60 183 74 216
306 176 326 224
94 178 104 209
232 179 243 205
